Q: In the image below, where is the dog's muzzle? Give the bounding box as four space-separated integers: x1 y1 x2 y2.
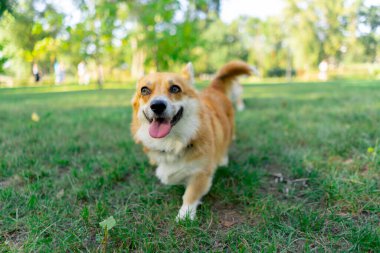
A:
150 99 167 116
141 97 184 138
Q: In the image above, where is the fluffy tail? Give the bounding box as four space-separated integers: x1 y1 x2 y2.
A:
210 61 252 94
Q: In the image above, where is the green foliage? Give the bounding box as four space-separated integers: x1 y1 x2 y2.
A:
284 0 356 68
0 0 378 84
0 44 8 73
241 16 291 76
196 19 249 73
127 0 202 71
0 0 13 18
266 67 296 77
0 1 64 81
358 5 380 62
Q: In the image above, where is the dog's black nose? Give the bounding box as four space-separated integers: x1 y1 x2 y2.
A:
150 100 167 115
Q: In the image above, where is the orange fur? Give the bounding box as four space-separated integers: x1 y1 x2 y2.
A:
131 61 251 220
210 61 252 94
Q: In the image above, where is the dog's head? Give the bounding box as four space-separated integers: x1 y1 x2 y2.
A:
131 63 199 144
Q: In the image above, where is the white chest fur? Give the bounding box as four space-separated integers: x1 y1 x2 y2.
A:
154 157 204 185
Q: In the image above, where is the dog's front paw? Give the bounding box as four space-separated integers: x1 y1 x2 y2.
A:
175 203 198 221
155 166 169 185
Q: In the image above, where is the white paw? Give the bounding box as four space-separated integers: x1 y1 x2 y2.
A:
155 166 169 185
176 202 198 221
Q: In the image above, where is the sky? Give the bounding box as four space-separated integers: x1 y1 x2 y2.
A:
220 0 286 22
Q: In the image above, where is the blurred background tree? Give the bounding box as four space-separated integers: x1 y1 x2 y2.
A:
358 4 380 63
0 0 379 86
0 0 14 17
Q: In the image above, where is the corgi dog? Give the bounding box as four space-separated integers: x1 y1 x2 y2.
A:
131 61 252 220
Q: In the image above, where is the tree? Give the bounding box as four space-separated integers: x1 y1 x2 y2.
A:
127 0 185 72
126 0 224 77
284 0 356 70
0 0 64 80
358 4 380 62
195 19 248 74
65 0 118 88
0 0 13 18
241 16 290 77
0 44 8 73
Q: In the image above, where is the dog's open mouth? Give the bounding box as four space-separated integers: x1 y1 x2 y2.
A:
144 107 183 138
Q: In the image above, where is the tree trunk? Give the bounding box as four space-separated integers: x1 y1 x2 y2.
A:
96 62 104 89
131 38 145 79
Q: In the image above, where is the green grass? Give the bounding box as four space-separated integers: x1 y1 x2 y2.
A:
0 80 379 252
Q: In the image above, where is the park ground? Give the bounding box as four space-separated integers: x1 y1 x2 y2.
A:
0 80 379 252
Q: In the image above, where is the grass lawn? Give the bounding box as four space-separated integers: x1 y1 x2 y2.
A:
0 80 379 252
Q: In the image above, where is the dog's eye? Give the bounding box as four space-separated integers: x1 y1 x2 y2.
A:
169 85 181 94
141 86 151 96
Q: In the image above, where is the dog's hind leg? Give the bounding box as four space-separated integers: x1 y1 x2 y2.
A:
231 81 245 111
219 154 229 166
176 171 213 221
236 97 245 111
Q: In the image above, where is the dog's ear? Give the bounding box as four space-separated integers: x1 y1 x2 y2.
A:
181 62 194 85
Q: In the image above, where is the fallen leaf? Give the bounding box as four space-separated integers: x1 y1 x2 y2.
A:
219 209 242 228
31 112 40 122
221 220 236 227
99 216 116 231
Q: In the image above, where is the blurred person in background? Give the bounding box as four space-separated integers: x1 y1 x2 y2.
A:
77 61 90 85
54 60 60 85
32 63 40 83
54 60 65 85
318 60 328 81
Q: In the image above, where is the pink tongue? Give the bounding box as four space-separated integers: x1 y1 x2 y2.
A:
149 120 172 138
